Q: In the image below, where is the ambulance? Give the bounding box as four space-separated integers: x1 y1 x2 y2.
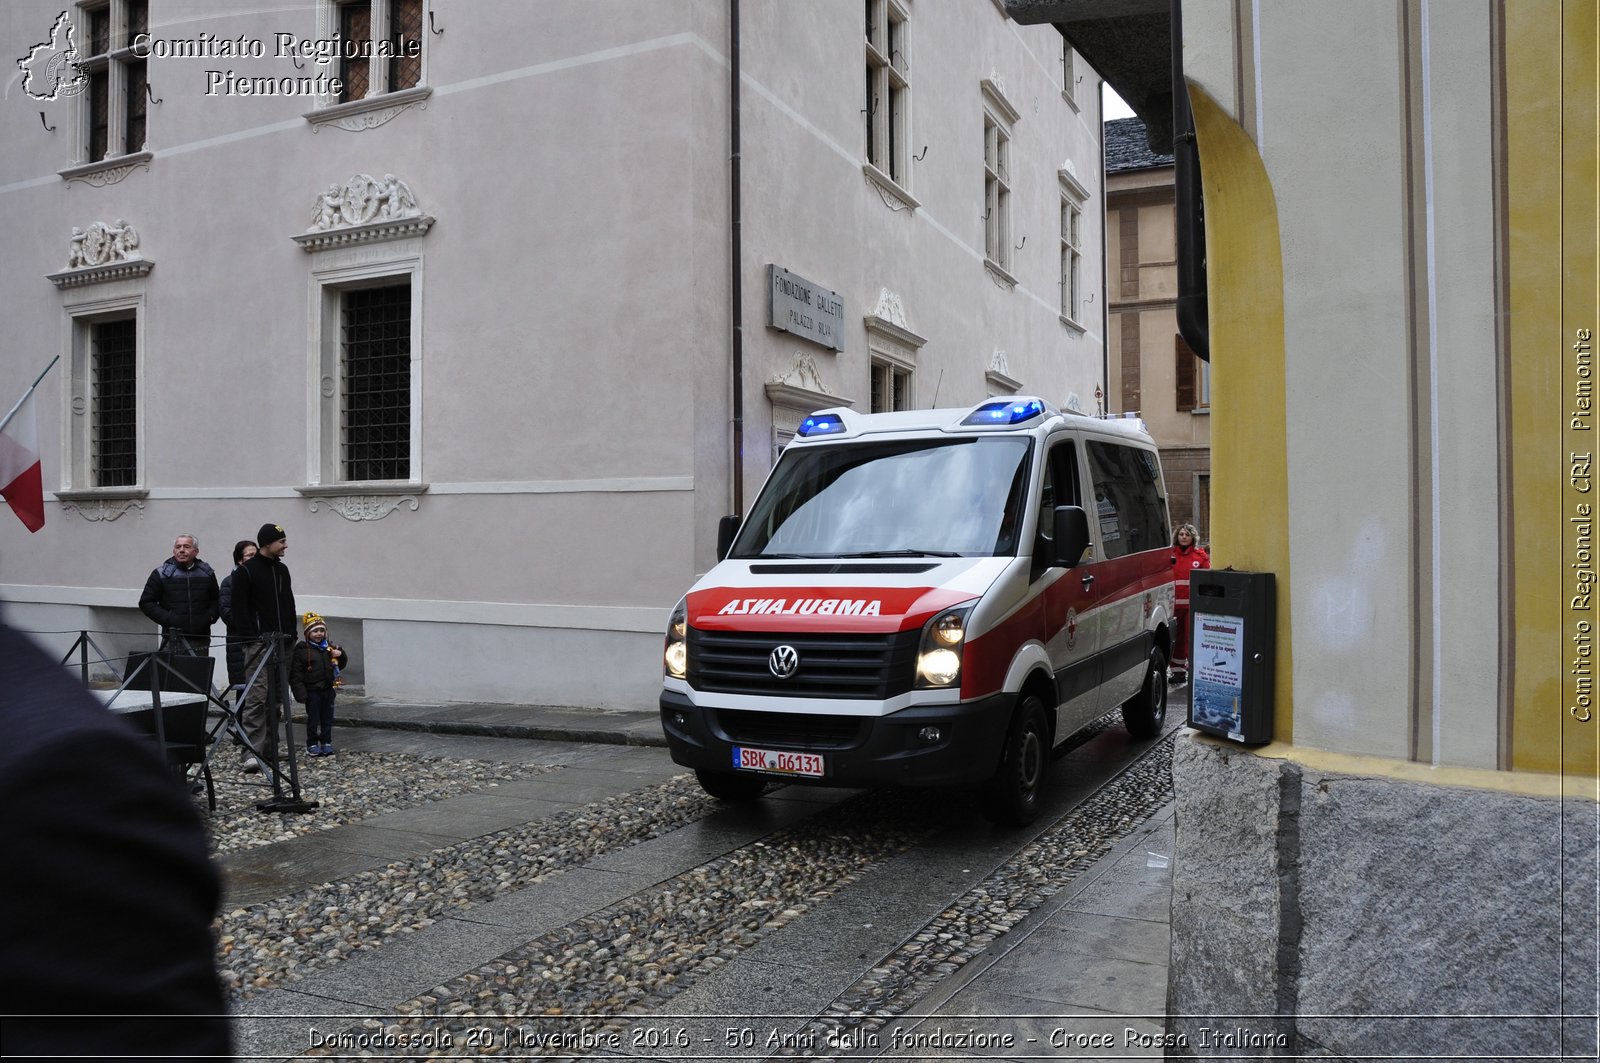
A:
660 397 1176 824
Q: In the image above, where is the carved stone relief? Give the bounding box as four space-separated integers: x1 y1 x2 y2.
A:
49 219 154 288
308 494 420 521
869 289 908 329
767 351 834 396
59 497 144 522
296 173 433 252
68 220 140 268
60 153 152 188
309 174 421 232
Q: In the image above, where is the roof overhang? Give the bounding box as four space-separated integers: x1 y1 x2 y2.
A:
1004 0 1173 152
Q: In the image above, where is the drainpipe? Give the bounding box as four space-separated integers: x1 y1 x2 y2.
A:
1099 83 1111 415
1172 0 1210 360
729 0 746 515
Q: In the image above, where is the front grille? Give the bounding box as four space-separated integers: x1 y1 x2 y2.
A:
687 628 920 700
714 709 863 748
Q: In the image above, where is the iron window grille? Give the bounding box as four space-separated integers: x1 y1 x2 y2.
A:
335 0 423 103
340 284 411 482
91 318 137 488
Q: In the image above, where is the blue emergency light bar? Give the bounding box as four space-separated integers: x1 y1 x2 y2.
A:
797 414 847 437
962 398 1047 426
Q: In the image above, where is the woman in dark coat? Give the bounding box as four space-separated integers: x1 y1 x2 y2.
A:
217 539 256 690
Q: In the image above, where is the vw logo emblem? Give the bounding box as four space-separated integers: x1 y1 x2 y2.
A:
768 644 800 679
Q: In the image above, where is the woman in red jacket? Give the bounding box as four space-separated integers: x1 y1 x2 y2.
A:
1171 523 1210 682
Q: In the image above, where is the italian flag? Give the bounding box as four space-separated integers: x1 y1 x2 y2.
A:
0 389 45 533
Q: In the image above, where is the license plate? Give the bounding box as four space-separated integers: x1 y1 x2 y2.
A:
732 746 825 778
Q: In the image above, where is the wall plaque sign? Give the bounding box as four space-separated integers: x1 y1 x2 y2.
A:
767 265 844 351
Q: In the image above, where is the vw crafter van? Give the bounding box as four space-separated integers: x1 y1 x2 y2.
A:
660 397 1176 824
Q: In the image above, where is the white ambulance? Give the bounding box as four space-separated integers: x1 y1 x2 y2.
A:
660 397 1176 824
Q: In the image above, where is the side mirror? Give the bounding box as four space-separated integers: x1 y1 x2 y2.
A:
1054 506 1091 568
717 514 742 561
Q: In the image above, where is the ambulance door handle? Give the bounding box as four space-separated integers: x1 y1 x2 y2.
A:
1080 573 1095 589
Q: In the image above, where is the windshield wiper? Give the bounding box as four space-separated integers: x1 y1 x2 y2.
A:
844 549 966 558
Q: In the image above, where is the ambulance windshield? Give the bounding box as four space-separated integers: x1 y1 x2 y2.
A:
733 437 1032 559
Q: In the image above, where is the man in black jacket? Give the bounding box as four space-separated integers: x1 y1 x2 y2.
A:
0 614 232 1057
138 533 220 655
228 522 295 771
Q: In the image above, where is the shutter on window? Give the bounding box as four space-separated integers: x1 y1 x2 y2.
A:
1175 332 1198 412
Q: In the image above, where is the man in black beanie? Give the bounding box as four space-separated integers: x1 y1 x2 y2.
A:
229 522 295 771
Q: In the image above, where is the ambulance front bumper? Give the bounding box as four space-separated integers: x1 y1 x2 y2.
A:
658 688 1013 789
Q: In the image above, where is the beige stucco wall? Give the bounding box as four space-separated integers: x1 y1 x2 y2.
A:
1181 0 1505 766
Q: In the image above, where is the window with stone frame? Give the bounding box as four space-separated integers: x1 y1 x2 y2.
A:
62 309 141 490
1062 40 1077 108
77 0 148 163
870 359 911 413
1061 195 1083 322
1175 331 1209 412
983 112 1012 273
331 0 424 104
864 0 910 186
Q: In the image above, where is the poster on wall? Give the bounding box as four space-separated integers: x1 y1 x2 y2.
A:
1190 612 1245 736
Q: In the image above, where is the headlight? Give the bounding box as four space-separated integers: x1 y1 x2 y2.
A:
917 648 962 686
663 598 688 679
916 605 975 688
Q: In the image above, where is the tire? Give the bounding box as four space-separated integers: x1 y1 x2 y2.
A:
1121 643 1169 739
694 768 767 802
983 695 1050 827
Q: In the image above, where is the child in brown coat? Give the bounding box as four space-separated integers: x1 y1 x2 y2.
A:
289 612 349 756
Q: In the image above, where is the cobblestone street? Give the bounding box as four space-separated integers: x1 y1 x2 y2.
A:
216 705 1180 1061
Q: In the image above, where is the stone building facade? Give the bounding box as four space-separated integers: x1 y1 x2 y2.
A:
1103 116 1209 537
0 1 1106 709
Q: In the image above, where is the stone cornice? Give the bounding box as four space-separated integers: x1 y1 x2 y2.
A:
58 150 153 187
293 215 434 252
986 367 1024 394
296 482 430 496
47 258 154 289
303 86 432 132
765 382 854 414
862 314 927 351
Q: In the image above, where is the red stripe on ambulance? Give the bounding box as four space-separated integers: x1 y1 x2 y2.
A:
688 586 973 633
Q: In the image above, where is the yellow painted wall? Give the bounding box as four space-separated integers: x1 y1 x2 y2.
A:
1510 0 1600 778
1187 85 1295 742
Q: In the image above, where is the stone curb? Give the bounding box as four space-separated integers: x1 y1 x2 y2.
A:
332 713 669 748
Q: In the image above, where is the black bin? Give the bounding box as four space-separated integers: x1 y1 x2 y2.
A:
1186 569 1275 744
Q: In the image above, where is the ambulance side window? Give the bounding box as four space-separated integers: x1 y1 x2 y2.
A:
1034 439 1083 575
1085 441 1170 559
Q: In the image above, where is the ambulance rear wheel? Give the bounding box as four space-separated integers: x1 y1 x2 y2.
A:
983 695 1049 827
1122 644 1169 739
695 769 766 802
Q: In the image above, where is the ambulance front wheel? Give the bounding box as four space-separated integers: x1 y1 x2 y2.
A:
983 695 1049 827
1121 643 1169 739
695 768 767 802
